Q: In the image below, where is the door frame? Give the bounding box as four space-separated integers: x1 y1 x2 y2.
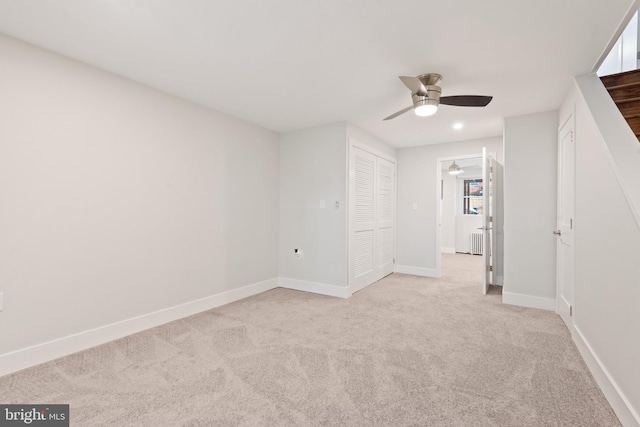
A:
435 152 494 278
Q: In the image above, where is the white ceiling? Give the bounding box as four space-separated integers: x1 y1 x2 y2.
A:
0 0 635 148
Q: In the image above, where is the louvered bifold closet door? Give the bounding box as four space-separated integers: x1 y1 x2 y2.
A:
351 147 378 291
377 158 395 277
349 145 396 294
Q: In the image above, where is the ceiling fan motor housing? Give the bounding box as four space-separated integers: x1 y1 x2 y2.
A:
417 73 442 86
412 85 441 107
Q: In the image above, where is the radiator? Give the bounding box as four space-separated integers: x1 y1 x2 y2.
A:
470 232 483 255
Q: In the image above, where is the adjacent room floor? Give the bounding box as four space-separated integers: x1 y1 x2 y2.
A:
0 254 620 426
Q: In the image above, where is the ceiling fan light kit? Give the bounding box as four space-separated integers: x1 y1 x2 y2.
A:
414 99 438 116
384 73 492 121
412 83 441 116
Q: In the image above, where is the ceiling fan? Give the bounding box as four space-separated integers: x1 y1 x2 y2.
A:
383 73 492 120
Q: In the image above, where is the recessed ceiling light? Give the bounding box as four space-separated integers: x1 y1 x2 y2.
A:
453 122 464 130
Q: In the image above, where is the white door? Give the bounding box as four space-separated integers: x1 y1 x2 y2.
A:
351 147 378 292
481 147 494 294
489 157 498 287
349 145 396 293
556 116 575 329
377 157 396 278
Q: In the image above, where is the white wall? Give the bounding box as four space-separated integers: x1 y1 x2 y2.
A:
279 123 395 293
502 111 558 309
347 124 397 159
598 11 639 76
279 123 348 288
396 137 503 277
454 216 483 253
561 77 640 426
0 35 279 359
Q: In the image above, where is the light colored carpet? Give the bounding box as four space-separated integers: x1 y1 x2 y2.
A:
0 254 620 426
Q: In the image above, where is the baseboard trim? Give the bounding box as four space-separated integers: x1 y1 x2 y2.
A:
573 326 640 427
502 291 555 311
0 278 279 378
279 277 350 299
441 247 456 254
394 265 438 278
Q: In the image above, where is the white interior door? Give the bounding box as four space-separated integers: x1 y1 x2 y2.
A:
377 157 395 278
351 147 378 291
556 116 575 328
349 144 396 293
481 147 493 294
489 156 497 286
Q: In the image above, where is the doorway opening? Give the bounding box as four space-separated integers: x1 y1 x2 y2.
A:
438 156 484 281
436 150 503 294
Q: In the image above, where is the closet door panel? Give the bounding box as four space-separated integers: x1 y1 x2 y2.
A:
350 148 378 289
349 144 396 293
377 158 395 277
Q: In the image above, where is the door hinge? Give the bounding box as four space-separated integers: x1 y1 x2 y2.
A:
489 266 493 272
489 216 493 222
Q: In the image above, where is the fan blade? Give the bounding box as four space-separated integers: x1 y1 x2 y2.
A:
383 105 414 121
399 76 427 96
440 95 492 107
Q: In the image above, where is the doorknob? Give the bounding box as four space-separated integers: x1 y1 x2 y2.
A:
553 230 561 236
